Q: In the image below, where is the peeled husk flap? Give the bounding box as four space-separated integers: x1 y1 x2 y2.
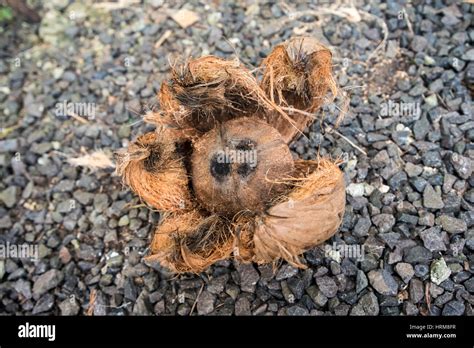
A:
260 37 338 143
150 56 272 134
115 131 193 212
144 211 234 273
238 158 346 267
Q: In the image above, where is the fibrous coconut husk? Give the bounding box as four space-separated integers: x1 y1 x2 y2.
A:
235 158 346 267
191 117 294 215
260 37 339 143
115 131 193 212
119 36 347 274
144 211 234 273
147 55 294 136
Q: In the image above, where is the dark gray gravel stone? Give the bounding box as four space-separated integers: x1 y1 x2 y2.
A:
419 227 447 252
234 296 251 316
372 214 395 233
436 215 467 234
286 305 309 316
306 285 328 308
450 153 472 179
368 269 398 296
59 298 80 315
410 36 428 52
409 278 424 304
404 246 433 264
197 291 215 315
0 187 18 208
350 291 379 316
316 276 338 298
442 300 465 316
275 264 298 281
353 216 371 237
394 263 414 283
33 269 64 296
356 270 368 293
32 293 55 314
423 184 444 209
236 263 260 293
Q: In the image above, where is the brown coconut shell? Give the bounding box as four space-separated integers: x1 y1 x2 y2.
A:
235 158 346 267
260 37 338 143
115 131 193 212
191 117 295 216
144 211 234 273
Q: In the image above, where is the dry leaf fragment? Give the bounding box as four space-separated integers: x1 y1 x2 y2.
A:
68 150 115 170
169 8 199 29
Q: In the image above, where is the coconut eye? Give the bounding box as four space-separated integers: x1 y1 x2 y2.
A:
210 154 231 181
237 163 253 177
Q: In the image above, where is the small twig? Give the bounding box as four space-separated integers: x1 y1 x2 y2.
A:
425 282 431 313
189 283 204 316
86 289 97 316
126 119 144 127
68 112 89 124
280 107 318 119
155 30 172 50
93 0 140 10
269 65 275 104
403 8 414 36
325 125 367 156
358 10 388 61
435 92 452 111
342 85 365 90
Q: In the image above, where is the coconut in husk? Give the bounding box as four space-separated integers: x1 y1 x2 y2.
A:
144 210 234 273
120 36 348 274
234 158 346 267
260 37 338 143
115 130 193 212
191 117 294 216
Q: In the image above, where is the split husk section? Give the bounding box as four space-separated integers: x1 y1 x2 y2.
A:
115 131 193 212
260 37 340 143
144 211 234 273
117 36 346 273
236 159 346 267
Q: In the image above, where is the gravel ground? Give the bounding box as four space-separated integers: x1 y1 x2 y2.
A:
0 0 472 316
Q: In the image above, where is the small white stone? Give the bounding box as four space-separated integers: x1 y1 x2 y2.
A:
326 249 341 263
364 183 375 196
430 258 451 285
379 184 390 193
423 167 438 176
347 183 365 197
396 123 405 131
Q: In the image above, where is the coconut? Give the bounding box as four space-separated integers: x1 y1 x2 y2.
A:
191 117 294 216
235 158 346 267
115 131 193 212
144 211 234 273
260 37 338 143
117 36 348 274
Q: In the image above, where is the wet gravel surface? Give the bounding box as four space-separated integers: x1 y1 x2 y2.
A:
0 0 472 316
